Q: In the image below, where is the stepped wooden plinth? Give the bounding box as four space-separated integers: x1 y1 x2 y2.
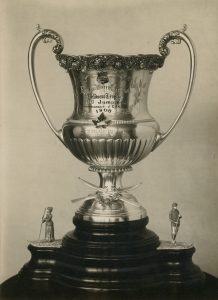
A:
16 215 205 296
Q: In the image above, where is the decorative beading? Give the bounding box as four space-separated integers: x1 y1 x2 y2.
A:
56 54 165 71
88 166 132 173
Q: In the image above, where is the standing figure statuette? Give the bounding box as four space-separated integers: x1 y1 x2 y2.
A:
41 207 55 242
169 203 182 245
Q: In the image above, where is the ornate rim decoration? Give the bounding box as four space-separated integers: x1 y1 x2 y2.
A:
56 53 165 71
34 25 190 72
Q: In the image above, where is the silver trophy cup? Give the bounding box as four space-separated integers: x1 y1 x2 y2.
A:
29 25 195 223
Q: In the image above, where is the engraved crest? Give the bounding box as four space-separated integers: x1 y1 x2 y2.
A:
97 72 109 85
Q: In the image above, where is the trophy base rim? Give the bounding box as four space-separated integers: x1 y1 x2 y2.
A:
75 198 147 222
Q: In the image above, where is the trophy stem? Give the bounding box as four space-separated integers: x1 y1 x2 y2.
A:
98 171 124 189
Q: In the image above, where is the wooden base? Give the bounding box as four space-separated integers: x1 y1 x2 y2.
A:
2 273 218 300
17 215 205 293
158 243 205 288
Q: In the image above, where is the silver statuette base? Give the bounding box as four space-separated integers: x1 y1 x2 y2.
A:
158 240 193 250
29 239 62 248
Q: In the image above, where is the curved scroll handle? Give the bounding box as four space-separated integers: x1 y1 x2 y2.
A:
28 25 66 146
152 25 196 151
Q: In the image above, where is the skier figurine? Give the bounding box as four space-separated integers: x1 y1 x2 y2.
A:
169 203 182 245
41 207 55 242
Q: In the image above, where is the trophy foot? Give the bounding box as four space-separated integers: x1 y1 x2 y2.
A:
75 196 147 222
73 169 147 222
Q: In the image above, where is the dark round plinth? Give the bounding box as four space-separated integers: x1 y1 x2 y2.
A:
57 216 161 291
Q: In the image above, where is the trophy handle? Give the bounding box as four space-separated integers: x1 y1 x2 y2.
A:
152 25 196 151
28 25 66 146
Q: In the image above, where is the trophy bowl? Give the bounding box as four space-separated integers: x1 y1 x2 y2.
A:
61 55 163 170
28 25 195 222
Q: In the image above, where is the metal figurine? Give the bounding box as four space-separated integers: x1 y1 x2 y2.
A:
169 203 182 245
41 207 55 242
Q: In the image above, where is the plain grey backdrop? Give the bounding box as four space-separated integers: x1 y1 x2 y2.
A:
1 0 218 282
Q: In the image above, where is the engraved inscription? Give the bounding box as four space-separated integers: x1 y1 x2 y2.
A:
85 126 117 137
81 84 122 114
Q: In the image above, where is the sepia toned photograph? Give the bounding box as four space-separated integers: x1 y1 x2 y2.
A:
0 0 218 299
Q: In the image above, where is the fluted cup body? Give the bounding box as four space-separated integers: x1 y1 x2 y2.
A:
62 59 160 171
